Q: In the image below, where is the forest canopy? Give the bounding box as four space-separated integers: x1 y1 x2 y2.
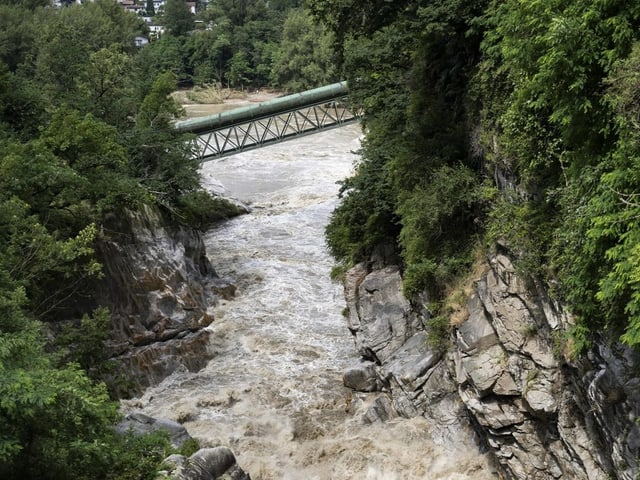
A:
313 0 640 351
4 0 640 477
0 0 337 478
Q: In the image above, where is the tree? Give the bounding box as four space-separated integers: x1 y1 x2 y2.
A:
33 0 145 105
0 2 206 478
270 8 336 92
0 4 37 72
133 35 187 98
77 46 136 125
226 50 252 89
163 0 194 36
185 19 233 84
131 71 200 207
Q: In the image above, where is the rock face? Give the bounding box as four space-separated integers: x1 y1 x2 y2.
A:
457 252 640 480
96 206 232 395
343 263 483 448
116 412 192 448
343 252 640 480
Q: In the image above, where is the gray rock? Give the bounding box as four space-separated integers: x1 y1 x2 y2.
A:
363 394 398 424
342 251 640 480
96 206 226 395
382 332 441 393
116 412 191 448
159 447 251 480
453 251 638 479
348 266 422 363
342 264 490 464
343 361 378 392
523 372 557 417
457 293 499 354
459 343 506 396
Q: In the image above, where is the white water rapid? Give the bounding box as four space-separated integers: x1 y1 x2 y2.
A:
124 124 496 479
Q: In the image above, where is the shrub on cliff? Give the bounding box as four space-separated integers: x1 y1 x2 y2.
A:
177 190 246 230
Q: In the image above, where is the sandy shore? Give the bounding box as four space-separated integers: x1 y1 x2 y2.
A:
179 89 282 119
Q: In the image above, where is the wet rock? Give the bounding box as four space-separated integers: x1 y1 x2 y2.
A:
343 360 378 392
95 206 229 394
116 412 191 448
159 447 251 480
344 250 640 480
345 265 422 363
343 264 487 452
115 331 213 392
362 394 398 424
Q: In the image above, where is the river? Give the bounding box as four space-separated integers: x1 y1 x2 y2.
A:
125 124 495 479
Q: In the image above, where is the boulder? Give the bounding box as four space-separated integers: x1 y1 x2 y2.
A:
158 447 251 480
343 360 378 392
362 394 398 424
116 412 191 448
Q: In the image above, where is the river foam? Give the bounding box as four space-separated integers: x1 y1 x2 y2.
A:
122 124 496 479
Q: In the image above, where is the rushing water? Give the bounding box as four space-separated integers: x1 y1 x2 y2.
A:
123 124 496 479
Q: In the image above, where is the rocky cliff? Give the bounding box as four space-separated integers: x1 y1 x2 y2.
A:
96 206 233 395
342 250 640 479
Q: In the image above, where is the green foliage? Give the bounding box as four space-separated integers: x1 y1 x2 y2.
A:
0 193 103 317
226 50 252 89
176 190 246 229
397 164 484 296
0 3 37 71
325 150 400 265
176 437 200 457
185 24 233 85
134 35 188 99
486 194 557 280
323 0 487 312
270 8 337 92
105 430 173 480
163 0 194 36
329 264 348 282
318 0 640 353
0 362 119 480
425 313 450 351
33 0 144 105
54 307 113 379
480 1 640 349
0 3 216 479
0 282 123 478
77 46 136 125
137 71 184 129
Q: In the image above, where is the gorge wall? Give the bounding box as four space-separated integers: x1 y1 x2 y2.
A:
95 206 234 395
342 249 640 480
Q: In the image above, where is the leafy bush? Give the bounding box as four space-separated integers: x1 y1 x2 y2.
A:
177 190 246 230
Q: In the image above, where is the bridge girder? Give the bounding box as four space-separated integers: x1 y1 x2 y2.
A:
174 82 361 161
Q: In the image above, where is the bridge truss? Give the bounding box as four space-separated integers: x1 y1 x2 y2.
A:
174 82 361 161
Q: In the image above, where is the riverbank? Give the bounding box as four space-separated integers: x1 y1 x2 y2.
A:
172 86 282 119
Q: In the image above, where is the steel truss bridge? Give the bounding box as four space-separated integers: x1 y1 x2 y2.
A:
174 81 360 161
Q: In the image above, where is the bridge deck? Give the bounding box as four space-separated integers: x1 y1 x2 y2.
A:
174 82 360 160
